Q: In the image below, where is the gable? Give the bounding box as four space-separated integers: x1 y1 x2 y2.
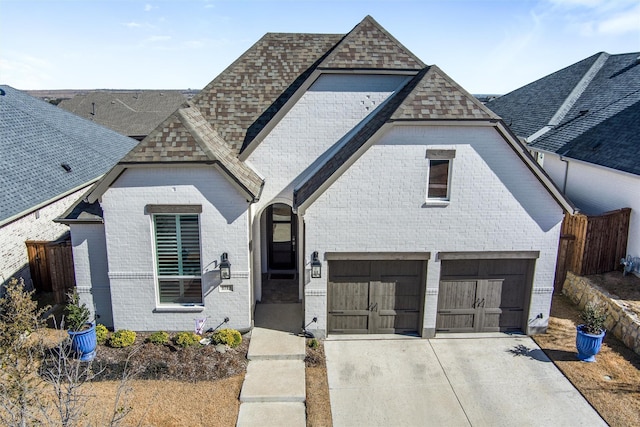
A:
318 15 424 70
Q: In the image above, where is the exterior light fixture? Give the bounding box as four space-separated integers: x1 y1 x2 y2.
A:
311 251 321 278
220 253 231 280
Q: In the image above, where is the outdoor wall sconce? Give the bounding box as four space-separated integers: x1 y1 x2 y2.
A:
220 253 231 280
311 251 322 278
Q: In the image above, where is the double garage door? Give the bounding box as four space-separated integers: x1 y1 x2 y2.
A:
436 258 533 333
328 259 426 335
327 255 534 336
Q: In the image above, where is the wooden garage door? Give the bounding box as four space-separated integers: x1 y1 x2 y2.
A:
328 260 425 335
436 259 531 333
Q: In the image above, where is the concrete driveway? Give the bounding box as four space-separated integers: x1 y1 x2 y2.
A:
325 335 606 427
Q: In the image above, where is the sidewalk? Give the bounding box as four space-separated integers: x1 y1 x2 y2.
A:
236 303 306 427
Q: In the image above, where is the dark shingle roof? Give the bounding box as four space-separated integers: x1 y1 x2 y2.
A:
58 91 190 138
0 85 139 223
488 52 640 176
294 66 498 206
488 53 603 137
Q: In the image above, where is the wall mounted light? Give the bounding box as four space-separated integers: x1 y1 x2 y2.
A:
311 251 321 278
220 252 231 280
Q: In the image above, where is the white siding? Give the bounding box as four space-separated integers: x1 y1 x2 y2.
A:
545 154 640 271
100 166 251 331
303 125 564 337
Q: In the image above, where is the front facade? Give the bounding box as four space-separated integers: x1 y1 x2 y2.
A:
63 17 572 337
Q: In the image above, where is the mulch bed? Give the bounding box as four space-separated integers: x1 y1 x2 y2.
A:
93 332 249 382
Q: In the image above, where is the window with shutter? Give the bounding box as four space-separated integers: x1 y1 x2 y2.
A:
154 214 203 304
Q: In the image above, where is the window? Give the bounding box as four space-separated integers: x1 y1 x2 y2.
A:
154 214 202 304
426 149 455 201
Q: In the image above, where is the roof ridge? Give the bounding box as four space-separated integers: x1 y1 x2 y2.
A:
318 15 425 70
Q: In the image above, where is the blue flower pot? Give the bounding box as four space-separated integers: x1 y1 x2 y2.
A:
68 323 97 361
576 325 605 362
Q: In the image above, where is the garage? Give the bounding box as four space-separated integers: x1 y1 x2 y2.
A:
327 255 428 335
436 254 536 333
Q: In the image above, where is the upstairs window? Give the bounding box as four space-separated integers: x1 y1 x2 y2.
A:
154 214 202 304
426 149 455 201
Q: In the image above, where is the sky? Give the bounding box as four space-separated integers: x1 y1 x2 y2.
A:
1 0 639 95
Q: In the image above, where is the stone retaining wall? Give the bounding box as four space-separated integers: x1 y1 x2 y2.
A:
563 272 640 356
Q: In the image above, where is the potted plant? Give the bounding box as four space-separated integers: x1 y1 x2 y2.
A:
576 302 606 362
65 291 97 361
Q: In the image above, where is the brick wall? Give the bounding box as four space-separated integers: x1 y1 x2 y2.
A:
1 186 89 289
100 166 252 331
303 125 564 337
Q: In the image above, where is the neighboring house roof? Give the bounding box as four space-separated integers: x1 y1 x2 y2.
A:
58 90 190 139
0 85 139 225
488 52 640 176
75 15 575 217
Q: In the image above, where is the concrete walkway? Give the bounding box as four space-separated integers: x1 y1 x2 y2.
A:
326 335 607 427
236 304 306 427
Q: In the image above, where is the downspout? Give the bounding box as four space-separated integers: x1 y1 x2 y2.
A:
560 156 569 193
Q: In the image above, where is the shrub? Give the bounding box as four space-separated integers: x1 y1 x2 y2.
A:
174 331 200 348
0 278 48 347
146 331 169 345
308 338 319 349
64 291 91 332
580 302 606 335
95 324 109 345
211 328 242 348
109 330 136 348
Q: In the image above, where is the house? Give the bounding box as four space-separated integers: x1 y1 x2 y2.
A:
58 90 194 140
488 52 640 276
60 16 574 337
0 85 138 291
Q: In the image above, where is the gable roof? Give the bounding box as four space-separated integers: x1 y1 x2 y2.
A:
58 90 190 139
488 52 640 176
0 85 138 225
294 66 517 208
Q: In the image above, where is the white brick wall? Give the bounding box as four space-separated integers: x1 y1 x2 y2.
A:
1 186 89 288
247 74 409 295
100 166 252 331
545 154 640 268
70 223 113 327
303 125 564 336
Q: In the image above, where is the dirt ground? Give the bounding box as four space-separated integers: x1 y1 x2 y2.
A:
305 340 333 427
532 294 640 427
584 270 640 316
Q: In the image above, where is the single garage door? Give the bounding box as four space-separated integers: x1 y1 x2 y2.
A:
328 259 425 335
437 258 533 333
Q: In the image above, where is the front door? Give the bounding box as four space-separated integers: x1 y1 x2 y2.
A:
267 204 296 270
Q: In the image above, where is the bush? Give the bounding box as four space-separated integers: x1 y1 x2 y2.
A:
146 331 169 345
109 330 136 348
211 328 242 348
174 332 200 348
580 302 606 335
308 338 319 349
95 324 109 345
64 291 91 332
0 278 48 347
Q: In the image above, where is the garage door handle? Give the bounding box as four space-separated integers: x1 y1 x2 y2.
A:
331 311 344 314
439 310 451 314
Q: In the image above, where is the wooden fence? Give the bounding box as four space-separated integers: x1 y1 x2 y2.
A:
554 208 631 292
25 236 75 304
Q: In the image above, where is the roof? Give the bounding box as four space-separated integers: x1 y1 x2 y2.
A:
488 52 640 176
58 90 190 139
0 85 139 225
80 15 574 214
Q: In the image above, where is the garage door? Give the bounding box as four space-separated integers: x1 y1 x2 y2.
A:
436 259 532 333
328 260 425 335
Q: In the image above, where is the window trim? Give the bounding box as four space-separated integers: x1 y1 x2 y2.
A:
425 149 455 203
153 213 204 306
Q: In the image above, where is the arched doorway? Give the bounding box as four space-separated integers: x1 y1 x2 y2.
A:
266 203 297 272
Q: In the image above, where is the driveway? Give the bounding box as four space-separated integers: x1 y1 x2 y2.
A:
325 335 606 427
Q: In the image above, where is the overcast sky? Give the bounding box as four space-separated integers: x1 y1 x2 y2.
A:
1 0 638 94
